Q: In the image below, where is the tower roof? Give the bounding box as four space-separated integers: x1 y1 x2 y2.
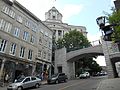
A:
45 6 63 23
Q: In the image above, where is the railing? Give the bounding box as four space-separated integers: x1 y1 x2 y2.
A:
90 40 101 46
109 42 120 54
67 40 101 52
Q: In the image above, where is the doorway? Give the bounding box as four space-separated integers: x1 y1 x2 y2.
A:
15 70 22 79
57 66 62 73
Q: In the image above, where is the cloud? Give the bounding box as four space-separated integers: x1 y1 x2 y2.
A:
16 0 55 20
60 4 84 21
88 32 106 66
87 32 102 42
16 0 84 22
111 0 116 6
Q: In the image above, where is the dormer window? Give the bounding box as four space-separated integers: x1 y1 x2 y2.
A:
53 16 56 19
53 11 56 15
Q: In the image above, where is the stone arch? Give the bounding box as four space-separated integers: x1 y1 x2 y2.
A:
111 57 120 78
67 53 104 62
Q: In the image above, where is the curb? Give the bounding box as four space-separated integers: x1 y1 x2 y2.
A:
41 80 47 85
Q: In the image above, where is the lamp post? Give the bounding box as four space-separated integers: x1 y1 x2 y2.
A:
96 16 114 41
96 16 106 29
96 16 118 78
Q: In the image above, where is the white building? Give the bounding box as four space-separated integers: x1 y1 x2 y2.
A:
43 7 87 41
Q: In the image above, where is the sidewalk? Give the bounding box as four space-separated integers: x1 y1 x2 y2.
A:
41 80 47 85
97 78 120 90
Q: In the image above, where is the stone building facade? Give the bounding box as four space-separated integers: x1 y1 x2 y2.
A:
114 0 120 10
0 0 52 83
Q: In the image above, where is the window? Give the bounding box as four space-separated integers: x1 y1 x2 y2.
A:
31 77 36 80
23 31 29 41
53 11 56 15
53 30 56 35
2 6 15 18
43 51 46 59
2 6 10 15
48 53 51 61
0 39 7 52
23 78 30 83
59 73 65 76
16 15 23 23
0 19 12 33
31 25 37 32
13 27 20 37
4 22 12 33
20 46 25 58
0 19 6 30
9 10 15 18
49 42 52 49
53 16 55 19
25 20 30 28
10 43 16 55
38 50 42 57
30 35 35 44
28 49 33 60
39 37 42 43
58 30 62 36
63 31 64 35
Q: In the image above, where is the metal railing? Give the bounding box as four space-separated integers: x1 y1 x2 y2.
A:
90 40 101 46
66 40 101 52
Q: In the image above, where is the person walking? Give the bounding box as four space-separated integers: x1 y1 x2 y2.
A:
4 74 9 83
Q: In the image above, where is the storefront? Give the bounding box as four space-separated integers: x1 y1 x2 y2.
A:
0 56 35 84
35 59 51 80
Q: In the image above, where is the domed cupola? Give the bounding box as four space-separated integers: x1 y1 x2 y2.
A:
45 7 63 23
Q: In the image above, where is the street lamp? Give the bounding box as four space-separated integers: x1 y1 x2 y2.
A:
96 16 114 41
96 16 106 29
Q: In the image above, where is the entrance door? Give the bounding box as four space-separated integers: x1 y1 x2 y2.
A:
57 66 62 73
15 70 22 79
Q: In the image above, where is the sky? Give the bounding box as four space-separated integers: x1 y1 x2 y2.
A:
16 0 115 66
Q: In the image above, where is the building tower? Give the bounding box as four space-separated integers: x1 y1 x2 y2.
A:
45 7 63 23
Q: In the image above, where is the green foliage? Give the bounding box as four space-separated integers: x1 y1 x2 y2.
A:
56 29 91 52
76 57 102 75
56 29 101 73
81 57 102 73
107 9 120 42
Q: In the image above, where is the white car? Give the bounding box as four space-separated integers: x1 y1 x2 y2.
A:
79 72 90 79
7 76 41 90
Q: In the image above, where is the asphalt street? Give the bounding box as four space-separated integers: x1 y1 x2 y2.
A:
0 76 107 90
32 76 107 90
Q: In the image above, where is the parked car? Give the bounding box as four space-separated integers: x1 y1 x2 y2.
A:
7 76 41 90
47 73 68 84
79 72 90 79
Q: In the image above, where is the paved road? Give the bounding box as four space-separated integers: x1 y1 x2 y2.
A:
0 76 107 90
33 76 107 90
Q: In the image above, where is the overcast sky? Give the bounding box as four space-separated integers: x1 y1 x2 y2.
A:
16 0 115 66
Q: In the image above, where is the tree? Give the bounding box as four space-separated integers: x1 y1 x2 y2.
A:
56 29 101 74
107 9 120 42
56 29 91 52
75 57 102 76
